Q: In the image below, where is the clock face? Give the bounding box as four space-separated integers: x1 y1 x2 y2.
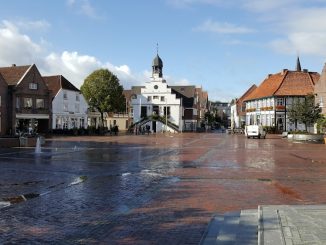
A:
154 85 158 89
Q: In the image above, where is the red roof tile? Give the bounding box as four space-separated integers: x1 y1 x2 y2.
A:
43 75 79 98
236 84 257 115
245 70 320 101
0 65 31 85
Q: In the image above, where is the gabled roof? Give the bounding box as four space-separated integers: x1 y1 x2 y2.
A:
170 85 196 98
43 75 79 96
236 84 257 115
0 65 31 85
245 70 320 101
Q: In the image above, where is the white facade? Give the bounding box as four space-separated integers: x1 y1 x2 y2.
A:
132 79 182 133
230 103 239 129
52 89 88 129
245 96 309 132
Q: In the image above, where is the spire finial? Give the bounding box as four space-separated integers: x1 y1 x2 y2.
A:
296 56 302 72
156 43 159 55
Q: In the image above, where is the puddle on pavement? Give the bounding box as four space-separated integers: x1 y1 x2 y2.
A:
0 175 88 209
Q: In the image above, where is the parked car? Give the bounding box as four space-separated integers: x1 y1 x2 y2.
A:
245 125 266 139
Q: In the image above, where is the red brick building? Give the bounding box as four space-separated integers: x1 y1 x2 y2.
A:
0 64 51 135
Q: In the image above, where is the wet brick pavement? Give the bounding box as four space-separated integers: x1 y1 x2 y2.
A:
0 133 326 244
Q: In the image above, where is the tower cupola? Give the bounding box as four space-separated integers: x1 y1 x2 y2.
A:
152 54 163 78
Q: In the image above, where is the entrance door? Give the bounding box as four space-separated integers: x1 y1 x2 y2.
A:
152 121 156 133
153 106 159 115
276 115 284 132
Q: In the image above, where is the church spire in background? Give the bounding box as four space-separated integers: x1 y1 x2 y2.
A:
296 56 302 72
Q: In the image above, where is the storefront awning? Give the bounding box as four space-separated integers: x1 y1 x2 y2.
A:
16 114 49 119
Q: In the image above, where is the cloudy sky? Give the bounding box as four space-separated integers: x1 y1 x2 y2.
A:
1 0 326 101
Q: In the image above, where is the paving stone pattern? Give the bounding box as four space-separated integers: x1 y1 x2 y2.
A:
0 133 326 244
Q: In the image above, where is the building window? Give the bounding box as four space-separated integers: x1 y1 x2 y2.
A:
164 106 171 116
76 94 80 101
63 118 68 129
153 96 159 100
276 98 284 106
147 96 152 102
29 83 38 90
23 98 33 108
36 99 44 109
141 106 147 118
75 104 80 113
161 96 165 102
63 103 68 112
63 92 68 100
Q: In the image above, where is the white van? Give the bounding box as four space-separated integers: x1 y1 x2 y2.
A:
245 125 266 139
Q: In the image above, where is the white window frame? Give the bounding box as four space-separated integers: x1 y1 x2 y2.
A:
29 83 38 90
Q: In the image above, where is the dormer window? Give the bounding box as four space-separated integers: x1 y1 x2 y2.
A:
29 83 38 90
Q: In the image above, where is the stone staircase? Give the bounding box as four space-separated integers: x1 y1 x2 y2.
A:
200 205 326 245
200 209 258 245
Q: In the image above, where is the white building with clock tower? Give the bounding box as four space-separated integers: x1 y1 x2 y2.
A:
131 53 183 133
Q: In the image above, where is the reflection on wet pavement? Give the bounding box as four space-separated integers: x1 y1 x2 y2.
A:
0 133 326 244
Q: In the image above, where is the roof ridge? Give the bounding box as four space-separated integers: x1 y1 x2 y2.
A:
273 70 288 96
307 72 316 87
17 64 33 86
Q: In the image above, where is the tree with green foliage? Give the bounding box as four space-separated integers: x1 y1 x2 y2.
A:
81 69 125 128
287 94 321 131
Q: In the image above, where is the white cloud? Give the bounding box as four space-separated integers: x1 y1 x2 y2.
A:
66 0 75 6
167 0 229 8
15 20 50 32
0 19 200 93
67 0 103 20
261 6 326 56
0 20 44 66
194 20 255 34
0 20 148 90
241 0 299 12
270 32 326 57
